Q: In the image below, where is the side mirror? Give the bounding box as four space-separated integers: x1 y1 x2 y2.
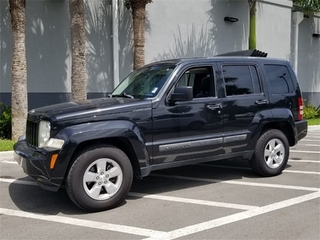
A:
169 86 193 102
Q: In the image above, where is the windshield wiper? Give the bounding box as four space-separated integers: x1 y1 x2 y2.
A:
110 93 135 99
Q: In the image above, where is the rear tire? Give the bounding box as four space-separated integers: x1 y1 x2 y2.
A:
66 145 133 212
250 129 289 177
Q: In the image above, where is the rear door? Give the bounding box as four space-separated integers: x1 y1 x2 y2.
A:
217 62 269 154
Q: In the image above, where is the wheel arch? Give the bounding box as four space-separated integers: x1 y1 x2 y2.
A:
248 108 296 150
67 137 143 180
52 120 150 186
260 121 295 146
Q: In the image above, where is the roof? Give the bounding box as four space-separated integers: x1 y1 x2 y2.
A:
144 50 289 67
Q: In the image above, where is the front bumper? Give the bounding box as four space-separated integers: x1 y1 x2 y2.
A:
14 139 63 191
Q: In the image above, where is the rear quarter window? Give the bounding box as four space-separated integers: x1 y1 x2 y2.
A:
264 65 294 94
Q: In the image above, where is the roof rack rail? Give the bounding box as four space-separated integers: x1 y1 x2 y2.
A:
217 49 268 57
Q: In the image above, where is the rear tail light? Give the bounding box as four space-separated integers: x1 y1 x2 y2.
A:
298 97 303 121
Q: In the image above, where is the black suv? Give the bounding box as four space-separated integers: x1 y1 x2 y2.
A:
14 50 308 211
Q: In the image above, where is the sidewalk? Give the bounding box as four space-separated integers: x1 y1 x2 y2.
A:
0 151 14 160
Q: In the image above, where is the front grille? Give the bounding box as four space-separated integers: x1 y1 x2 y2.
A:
26 120 39 147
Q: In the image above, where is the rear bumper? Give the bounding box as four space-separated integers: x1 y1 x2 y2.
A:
295 120 308 142
14 139 63 191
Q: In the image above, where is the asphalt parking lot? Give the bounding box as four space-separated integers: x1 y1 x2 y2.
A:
0 126 319 240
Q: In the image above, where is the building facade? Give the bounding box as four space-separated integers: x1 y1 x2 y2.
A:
0 0 319 109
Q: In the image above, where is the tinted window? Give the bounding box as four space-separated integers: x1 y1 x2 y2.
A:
112 64 175 98
264 65 293 94
177 67 215 98
222 65 261 96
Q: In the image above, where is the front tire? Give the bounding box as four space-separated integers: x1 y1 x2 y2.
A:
66 145 133 212
250 129 289 177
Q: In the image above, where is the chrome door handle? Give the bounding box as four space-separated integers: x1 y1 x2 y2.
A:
207 104 222 110
255 99 269 105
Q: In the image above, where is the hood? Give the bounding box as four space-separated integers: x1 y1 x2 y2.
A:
29 97 151 122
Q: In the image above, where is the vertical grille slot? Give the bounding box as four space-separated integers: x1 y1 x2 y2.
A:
26 120 39 147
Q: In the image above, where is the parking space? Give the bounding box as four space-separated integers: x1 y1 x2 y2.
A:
0 126 319 239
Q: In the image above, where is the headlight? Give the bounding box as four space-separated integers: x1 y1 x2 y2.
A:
38 120 51 147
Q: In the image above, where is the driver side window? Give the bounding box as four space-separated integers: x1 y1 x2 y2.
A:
177 66 215 98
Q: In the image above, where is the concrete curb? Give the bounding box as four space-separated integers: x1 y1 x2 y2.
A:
0 151 14 160
308 125 320 130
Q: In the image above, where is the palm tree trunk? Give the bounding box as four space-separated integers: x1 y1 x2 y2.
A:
70 0 87 101
131 0 150 70
249 0 256 49
9 0 27 141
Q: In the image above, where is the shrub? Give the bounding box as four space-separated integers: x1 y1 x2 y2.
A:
0 103 12 139
304 101 320 120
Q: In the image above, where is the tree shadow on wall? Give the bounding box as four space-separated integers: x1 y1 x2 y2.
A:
207 0 248 55
154 24 216 60
119 3 134 80
153 0 248 61
0 1 12 106
26 1 70 107
85 0 112 94
298 16 320 104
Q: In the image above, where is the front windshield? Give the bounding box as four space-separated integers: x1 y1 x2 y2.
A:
111 64 175 99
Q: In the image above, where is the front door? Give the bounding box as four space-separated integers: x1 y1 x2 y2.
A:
151 65 224 165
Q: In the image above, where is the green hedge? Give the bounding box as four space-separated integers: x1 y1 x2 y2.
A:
0 103 11 139
304 101 320 120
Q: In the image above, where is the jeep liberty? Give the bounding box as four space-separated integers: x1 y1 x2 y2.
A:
14 50 308 211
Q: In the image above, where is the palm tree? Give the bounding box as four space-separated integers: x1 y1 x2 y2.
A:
248 0 256 49
125 0 152 70
70 0 87 101
293 0 320 12
9 0 27 141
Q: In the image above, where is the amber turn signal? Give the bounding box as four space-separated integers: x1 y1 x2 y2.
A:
50 154 58 169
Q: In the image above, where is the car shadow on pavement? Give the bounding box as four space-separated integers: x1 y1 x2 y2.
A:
130 159 261 195
8 159 282 214
8 177 87 215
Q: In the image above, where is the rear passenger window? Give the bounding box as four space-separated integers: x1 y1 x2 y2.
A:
264 65 294 94
222 65 261 96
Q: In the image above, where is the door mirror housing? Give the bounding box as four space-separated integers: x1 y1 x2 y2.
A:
169 86 193 102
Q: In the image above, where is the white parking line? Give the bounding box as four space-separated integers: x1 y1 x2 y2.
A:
289 159 320 163
290 150 320 154
0 160 17 164
0 178 256 211
3 191 318 240
304 137 320 139
300 139 320 142
1 179 320 239
0 178 38 186
151 174 320 192
145 191 320 240
297 144 320 147
0 207 165 238
199 163 320 175
128 192 257 211
284 170 320 175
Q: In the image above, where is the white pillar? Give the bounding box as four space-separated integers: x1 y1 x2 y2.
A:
112 0 120 88
292 11 304 74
